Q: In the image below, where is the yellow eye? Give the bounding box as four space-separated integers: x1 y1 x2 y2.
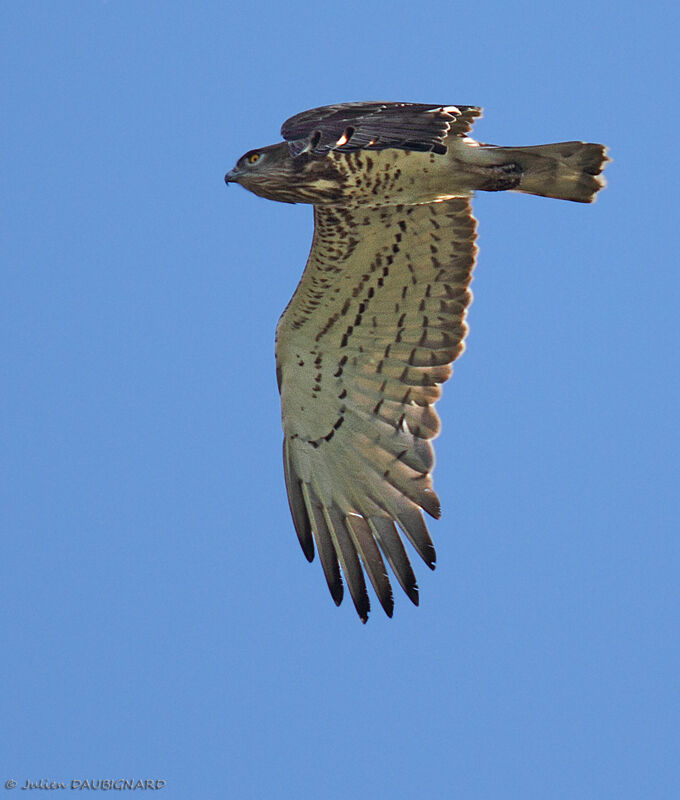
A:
248 152 260 164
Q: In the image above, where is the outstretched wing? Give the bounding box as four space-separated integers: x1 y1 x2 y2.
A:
276 198 477 620
281 102 482 157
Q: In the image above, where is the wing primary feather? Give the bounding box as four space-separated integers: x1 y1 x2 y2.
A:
345 514 394 617
397 510 437 570
354 443 440 519
368 517 419 606
324 505 370 622
301 484 343 606
346 406 434 473
282 439 314 561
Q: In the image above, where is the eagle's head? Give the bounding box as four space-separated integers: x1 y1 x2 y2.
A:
224 142 345 204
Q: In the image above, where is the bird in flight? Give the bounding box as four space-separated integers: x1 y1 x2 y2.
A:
224 101 608 622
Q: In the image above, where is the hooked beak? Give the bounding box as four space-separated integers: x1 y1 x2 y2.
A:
224 167 241 185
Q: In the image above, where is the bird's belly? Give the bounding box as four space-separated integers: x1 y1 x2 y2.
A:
331 148 476 207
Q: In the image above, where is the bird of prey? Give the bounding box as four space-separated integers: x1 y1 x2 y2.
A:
224 101 608 622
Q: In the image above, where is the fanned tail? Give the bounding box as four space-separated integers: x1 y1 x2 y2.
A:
483 141 609 203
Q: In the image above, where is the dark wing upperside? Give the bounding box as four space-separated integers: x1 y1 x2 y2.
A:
281 101 482 158
275 198 478 621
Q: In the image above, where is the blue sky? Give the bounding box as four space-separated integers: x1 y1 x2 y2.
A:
2 2 678 798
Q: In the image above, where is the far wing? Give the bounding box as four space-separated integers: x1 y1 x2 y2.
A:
275 198 477 620
281 102 482 157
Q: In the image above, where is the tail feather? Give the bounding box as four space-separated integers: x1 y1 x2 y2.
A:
483 141 609 203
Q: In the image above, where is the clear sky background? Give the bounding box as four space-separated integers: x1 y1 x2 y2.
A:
2 2 678 798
